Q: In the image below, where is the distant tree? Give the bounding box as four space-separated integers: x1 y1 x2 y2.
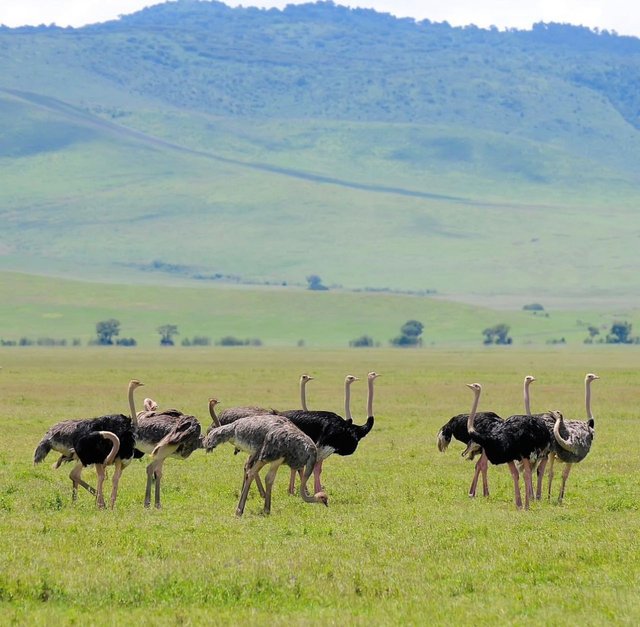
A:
523 303 545 311
401 320 424 338
96 319 121 345
158 324 179 346
306 274 328 291
584 325 600 344
483 323 512 345
350 335 374 347
606 321 633 344
391 319 424 347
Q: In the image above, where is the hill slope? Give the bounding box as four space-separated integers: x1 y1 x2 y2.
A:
1 2 640 301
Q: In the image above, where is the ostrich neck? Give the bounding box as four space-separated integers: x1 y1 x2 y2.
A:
367 377 375 417
301 380 309 412
466 391 481 433
553 417 575 453
345 381 353 421
209 404 221 427
524 381 532 415
585 379 594 420
128 385 138 426
300 479 323 503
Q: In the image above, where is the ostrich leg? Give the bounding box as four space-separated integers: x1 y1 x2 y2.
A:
546 452 556 500
109 460 124 509
263 460 283 515
237 460 267 517
535 455 549 500
558 463 574 503
507 461 523 509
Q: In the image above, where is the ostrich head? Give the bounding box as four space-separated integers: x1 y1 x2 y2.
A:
301 374 314 383
525 375 536 384
586 373 600 382
315 491 329 507
143 398 158 412
346 374 359 385
549 409 564 423
202 427 226 451
129 379 144 390
466 383 482 394
368 371 380 381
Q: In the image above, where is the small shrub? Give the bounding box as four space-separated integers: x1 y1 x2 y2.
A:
216 336 245 346
116 337 137 346
350 335 374 347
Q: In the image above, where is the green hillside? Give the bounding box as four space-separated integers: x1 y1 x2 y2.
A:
1 2 640 301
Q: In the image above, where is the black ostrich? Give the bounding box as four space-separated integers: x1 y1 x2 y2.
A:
72 426 139 509
437 407 502 498
465 382 552 510
436 377 539 498
279 372 377 494
34 379 145 507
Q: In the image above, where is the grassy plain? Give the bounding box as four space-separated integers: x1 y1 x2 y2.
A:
1 271 639 349
0 346 639 625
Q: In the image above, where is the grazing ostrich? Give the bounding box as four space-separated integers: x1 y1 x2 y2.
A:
203 413 328 516
466 383 552 509
135 401 202 509
542 373 599 502
281 373 375 495
34 379 145 505
207 397 269 497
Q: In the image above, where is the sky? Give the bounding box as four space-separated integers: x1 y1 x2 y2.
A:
0 0 638 37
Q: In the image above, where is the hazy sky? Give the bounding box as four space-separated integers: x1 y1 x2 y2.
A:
1 0 638 37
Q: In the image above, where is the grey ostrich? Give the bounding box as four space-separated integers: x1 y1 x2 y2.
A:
203 413 328 516
34 379 145 501
542 373 599 502
207 397 269 497
135 398 202 509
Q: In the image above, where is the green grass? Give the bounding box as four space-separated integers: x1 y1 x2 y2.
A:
0 347 639 624
1 271 638 348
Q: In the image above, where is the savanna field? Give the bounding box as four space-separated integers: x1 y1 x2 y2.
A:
1 346 639 625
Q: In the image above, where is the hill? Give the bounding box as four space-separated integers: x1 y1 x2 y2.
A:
1 2 640 302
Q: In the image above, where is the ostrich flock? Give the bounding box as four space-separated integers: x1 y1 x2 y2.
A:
33 370 598 513
33 372 378 514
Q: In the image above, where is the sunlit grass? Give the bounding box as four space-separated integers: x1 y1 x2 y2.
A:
1 347 639 624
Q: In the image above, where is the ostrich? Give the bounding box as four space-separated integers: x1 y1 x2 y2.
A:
72 427 137 509
466 383 552 509
436 394 503 498
135 401 202 509
203 413 328 516
207 397 269 497
280 373 375 495
541 373 599 502
34 379 145 505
